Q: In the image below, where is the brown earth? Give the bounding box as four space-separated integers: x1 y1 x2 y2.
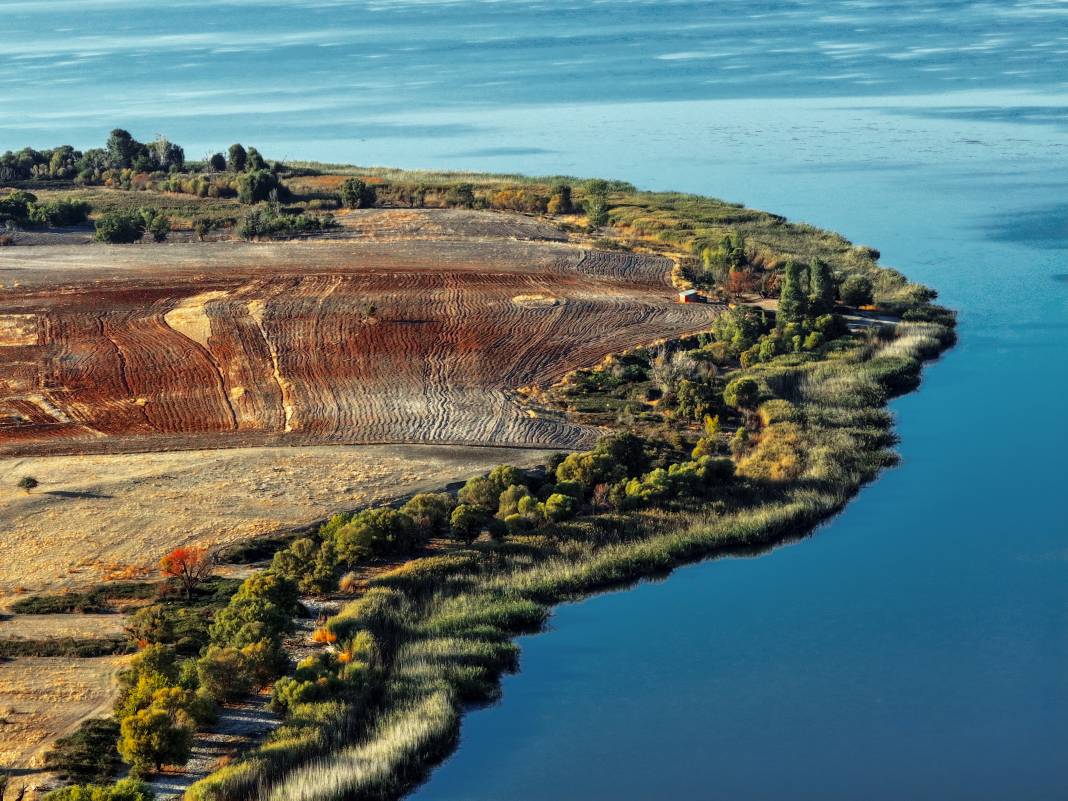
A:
0 209 720 455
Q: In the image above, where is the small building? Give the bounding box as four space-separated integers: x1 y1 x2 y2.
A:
678 289 703 304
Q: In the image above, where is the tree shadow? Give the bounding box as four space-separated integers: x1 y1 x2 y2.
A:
44 490 113 500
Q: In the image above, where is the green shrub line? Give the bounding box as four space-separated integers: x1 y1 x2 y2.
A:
0 636 133 659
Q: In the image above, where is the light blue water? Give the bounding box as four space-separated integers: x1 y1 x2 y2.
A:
3 2 1066 798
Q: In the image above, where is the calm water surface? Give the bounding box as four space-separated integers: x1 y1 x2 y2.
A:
3 2 1066 799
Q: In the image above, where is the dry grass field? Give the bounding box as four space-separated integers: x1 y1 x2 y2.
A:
0 443 554 602
0 655 128 770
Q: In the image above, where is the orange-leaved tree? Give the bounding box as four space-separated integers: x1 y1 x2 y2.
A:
160 546 216 600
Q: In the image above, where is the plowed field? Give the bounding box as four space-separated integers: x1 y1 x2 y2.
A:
0 210 721 456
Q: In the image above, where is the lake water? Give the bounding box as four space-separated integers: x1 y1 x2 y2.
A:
3 1 1067 798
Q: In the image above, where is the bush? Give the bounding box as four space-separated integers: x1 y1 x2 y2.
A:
197 645 253 701
339 178 377 209
94 211 144 243
32 198 91 226
840 274 874 307
139 208 170 242
723 377 759 410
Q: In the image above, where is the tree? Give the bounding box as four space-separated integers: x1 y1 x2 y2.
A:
586 197 609 227
840 274 874 307
94 211 144 243
543 492 575 522
139 208 170 242
723 377 759 412
238 170 279 204
497 484 533 518
808 258 836 316
106 129 142 169
118 703 193 774
196 646 252 701
159 546 215 601
208 153 226 172
246 147 267 172
400 493 454 535
17 476 38 494
777 261 808 324
227 143 247 172
450 504 486 544
334 508 419 563
339 178 377 209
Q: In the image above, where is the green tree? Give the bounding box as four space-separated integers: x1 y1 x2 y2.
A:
118 703 193 774
17 475 38 493
196 646 252 701
238 170 279 204
543 492 575 522
339 177 377 209
334 508 419 563
400 492 455 534
710 306 764 352
723 377 759 411
840 274 874 307
245 147 267 172
227 143 247 172
450 504 486 544
497 484 533 518
106 129 142 169
808 258 836 316
777 261 808 324
208 153 226 172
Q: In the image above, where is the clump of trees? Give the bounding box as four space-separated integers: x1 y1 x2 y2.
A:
0 191 90 228
238 202 335 240
93 208 169 244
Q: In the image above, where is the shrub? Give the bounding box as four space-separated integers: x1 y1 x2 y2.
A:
42 778 155 801
17 475 38 493
208 153 227 172
723 377 759 411
544 493 576 522
94 211 144 243
228 144 247 172
497 484 533 518
840 274 874 307
339 178 377 209
33 198 91 226
139 208 170 242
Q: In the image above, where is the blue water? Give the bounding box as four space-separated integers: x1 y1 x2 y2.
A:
3 1 1067 798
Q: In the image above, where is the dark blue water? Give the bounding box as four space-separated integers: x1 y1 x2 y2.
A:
3 2 1066 798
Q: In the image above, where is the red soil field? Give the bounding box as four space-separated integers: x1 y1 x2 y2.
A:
0 210 722 457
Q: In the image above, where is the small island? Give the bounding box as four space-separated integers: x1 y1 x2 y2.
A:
0 131 954 801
